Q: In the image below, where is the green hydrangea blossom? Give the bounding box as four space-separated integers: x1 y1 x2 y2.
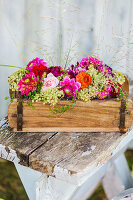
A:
77 85 98 102
111 71 125 85
87 65 109 90
33 88 64 106
8 68 26 91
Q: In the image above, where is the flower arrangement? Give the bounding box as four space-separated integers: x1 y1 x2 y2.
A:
8 56 126 110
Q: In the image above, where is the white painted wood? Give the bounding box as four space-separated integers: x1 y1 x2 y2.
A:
93 0 132 74
70 163 108 200
114 154 133 189
0 144 20 163
23 0 59 65
0 0 25 119
102 153 133 200
112 128 133 157
60 0 95 66
127 139 133 150
15 163 43 200
102 163 125 200
36 174 77 200
112 188 133 200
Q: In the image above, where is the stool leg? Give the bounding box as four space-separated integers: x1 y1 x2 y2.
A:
114 153 133 189
14 163 42 200
102 153 133 199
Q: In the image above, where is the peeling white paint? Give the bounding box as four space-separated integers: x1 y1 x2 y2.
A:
0 144 20 163
81 145 96 157
82 151 91 157
53 165 71 179
71 136 79 139
36 174 76 200
91 145 96 151
52 163 102 186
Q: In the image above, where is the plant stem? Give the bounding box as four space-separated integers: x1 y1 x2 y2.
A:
0 64 23 69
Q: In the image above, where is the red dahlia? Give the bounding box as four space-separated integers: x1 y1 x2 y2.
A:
30 64 48 78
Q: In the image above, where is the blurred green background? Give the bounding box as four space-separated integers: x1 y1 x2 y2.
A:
0 150 132 200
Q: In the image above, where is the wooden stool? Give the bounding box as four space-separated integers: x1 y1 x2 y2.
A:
0 117 133 200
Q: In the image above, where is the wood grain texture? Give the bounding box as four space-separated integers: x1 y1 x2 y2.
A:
29 131 125 175
0 117 129 176
0 117 56 165
8 99 133 133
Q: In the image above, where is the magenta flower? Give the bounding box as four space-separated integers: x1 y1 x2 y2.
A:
96 86 113 99
60 76 81 98
26 57 48 72
80 55 103 72
48 66 64 77
18 72 37 96
80 57 89 69
103 64 113 78
67 62 85 79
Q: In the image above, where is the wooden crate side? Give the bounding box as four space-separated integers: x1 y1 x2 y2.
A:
8 99 133 133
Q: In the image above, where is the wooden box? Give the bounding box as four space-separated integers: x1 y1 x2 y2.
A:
8 76 133 133
8 98 133 133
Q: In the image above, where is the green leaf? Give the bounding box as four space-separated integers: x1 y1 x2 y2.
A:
71 103 75 108
30 96 34 100
29 92 31 96
28 102 31 106
55 108 59 113
60 106 64 111
10 99 13 103
64 105 67 110
4 96 9 100
37 76 39 81
32 106 35 110
12 93 14 98
17 102 19 106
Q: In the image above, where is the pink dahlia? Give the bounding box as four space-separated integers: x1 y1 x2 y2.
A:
42 73 59 91
80 55 103 72
96 86 113 99
80 57 89 69
26 57 48 78
60 76 81 98
18 72 37 96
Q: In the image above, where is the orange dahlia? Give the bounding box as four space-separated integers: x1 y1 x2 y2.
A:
76 72 92 89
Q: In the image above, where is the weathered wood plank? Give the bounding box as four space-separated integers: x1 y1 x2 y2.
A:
29 131 126 176
8 99 133 132
0 117 56 165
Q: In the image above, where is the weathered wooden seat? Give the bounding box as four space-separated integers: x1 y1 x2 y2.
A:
0 117 126 174
0 117 133 200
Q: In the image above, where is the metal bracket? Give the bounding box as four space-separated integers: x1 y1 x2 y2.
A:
17 100 23 131
119 99 126 133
